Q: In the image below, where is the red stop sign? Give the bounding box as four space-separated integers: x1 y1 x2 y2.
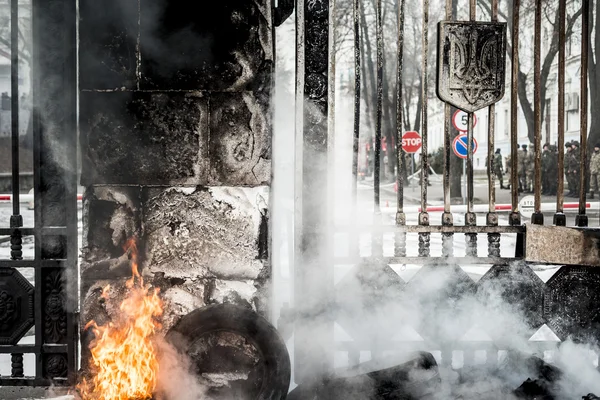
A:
401 131 422 153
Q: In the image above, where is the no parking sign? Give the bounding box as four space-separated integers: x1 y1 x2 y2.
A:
452 134 478 159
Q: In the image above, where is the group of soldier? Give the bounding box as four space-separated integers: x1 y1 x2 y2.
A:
493 142 600 199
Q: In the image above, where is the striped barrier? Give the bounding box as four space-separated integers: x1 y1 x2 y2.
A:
415 202 594 213
0 194 83 202
378 202 597 214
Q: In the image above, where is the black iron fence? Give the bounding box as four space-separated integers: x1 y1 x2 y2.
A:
294 0 597 385
0 0 77 387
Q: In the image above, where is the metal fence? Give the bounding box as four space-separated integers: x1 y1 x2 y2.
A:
0 0 77 387
294 0 596 385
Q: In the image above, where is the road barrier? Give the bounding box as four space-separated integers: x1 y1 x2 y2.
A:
0 194 83 202
380 202 596 214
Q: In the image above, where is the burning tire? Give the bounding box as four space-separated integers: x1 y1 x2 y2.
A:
165 303 291 400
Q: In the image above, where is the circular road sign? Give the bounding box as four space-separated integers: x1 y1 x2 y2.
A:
519 195 535 217
402 131 422 153
452 110 478 133
452 134 478 159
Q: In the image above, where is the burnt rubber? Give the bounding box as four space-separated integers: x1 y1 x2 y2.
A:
165 303 291 400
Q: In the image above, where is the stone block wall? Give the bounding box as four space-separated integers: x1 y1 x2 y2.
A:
78 0 273 348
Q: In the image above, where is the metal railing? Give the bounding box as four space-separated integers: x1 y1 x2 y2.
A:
294 0 596 384
0 0 77 387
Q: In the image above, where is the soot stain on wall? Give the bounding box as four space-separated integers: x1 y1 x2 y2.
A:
79 0 274 343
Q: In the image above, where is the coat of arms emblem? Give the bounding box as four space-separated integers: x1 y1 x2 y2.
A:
437 21 507 112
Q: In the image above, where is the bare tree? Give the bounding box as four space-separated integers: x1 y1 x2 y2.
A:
335 0 443 182
480 0 582 145
0 1 32 65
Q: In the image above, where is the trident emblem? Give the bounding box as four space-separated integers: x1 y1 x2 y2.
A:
437 21 507 112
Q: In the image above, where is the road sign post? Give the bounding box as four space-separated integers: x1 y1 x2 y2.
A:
462 159 466 205
519 195 535 217
452 134 478 204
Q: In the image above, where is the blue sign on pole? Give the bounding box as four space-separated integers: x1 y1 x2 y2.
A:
452 134 478 159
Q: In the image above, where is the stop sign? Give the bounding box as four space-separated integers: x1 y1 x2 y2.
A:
402 131 422 153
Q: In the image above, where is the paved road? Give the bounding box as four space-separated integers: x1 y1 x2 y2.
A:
358 175 599 225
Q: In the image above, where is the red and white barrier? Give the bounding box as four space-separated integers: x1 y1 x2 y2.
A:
0 194 83 203
381 202 597 214
416 202 595 213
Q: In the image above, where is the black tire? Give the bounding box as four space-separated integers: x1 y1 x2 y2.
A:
165 303 291 400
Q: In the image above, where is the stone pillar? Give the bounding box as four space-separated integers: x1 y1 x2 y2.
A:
78 0 273 353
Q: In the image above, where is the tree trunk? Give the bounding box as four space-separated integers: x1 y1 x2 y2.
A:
403 82 413 132
383 74 395 181
517 69 536 145
360 10 378 138
413 77 423 132
480 0 582 145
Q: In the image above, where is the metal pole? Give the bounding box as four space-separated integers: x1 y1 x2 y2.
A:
554 0 566 226
374 0 383 214
464 0 478 257
9 0 22 261
531 0 543 225
463 159 466 204
418 0 430 258
412 154 415 192
576 0 590 227
350 0 361 258
395 0 407 258
509 0 521 227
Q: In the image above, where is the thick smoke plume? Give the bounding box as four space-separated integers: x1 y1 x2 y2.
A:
270 7 600 400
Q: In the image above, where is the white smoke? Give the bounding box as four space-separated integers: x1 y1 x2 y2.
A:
154 338 210 400
270 5 600 400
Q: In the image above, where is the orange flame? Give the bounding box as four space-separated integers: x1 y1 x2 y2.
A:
78 237 163 400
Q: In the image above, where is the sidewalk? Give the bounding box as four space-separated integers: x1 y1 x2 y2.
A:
366 173 598 208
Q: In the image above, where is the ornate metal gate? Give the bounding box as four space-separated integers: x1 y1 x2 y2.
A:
0 0 77 387
294 0 598 386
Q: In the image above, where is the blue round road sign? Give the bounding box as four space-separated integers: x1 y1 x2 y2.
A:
452 134 478 159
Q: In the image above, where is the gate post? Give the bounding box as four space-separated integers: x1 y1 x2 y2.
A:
294 0 334 384
78 0 275 380
31 0 78 384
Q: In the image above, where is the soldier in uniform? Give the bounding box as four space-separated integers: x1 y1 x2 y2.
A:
548 144 558 195
541 143 551 195
567 141 581 197
505 152 512 190
564 142 573 196
590 143 600 199
493 148 505 189
517 144 525 193
525 143 535 193
518 144 529 192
